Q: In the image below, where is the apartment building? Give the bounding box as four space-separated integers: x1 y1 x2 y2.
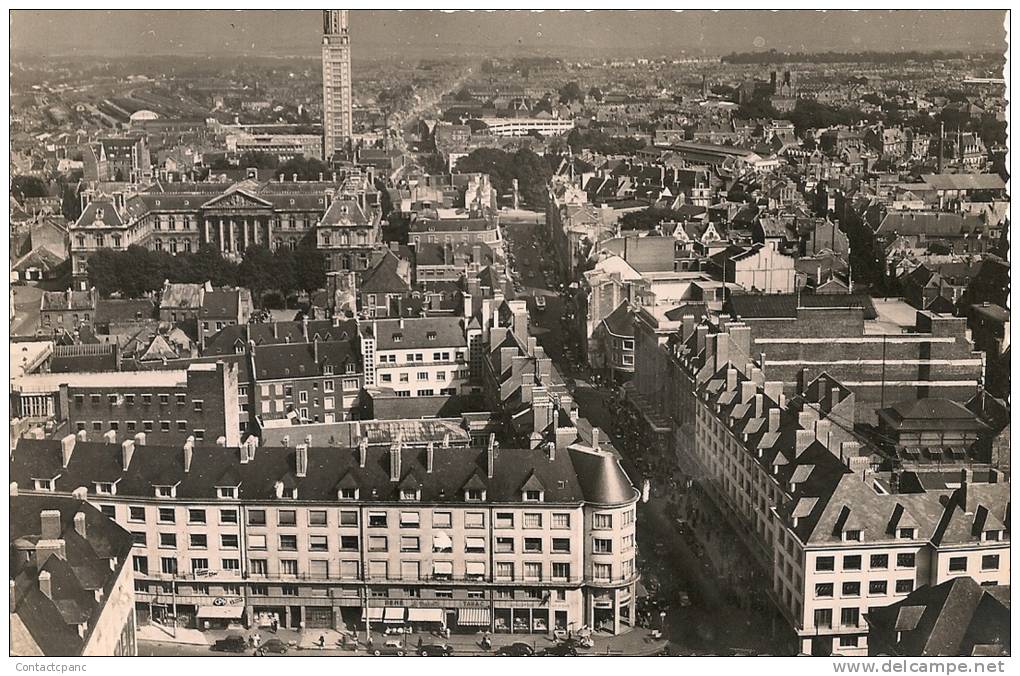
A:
248 339 362 426
409 215 502 247
11 362 241 447
39 288 99 333
11 435 640 636
360 316 482 395
648 319 1010 656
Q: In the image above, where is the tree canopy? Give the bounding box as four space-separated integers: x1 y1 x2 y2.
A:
567 128 646 155
453 148 553 209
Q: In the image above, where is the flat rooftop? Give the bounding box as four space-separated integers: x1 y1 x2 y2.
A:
865 298 921 334
12 370 188 393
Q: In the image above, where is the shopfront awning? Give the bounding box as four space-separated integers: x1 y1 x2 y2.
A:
197 604 244 620
407 608 445 623
362 607 385 621
457 607 491 626
383 607 406 624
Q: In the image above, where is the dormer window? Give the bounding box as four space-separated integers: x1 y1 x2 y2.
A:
94 481 116 495
427 331 437 341
523 490 543 502
345 363 355 374
465 489 486 502
33 478 54 492
392 333 403 343
898 528 915 540
217 486 237 499
984 530 1002 542
154 485 176 498
323 364 334 376
401 488 421 501
339 488 358 500
843 529 862 542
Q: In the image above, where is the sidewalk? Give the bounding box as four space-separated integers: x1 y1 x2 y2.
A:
137 622 210 646
139 622 666 656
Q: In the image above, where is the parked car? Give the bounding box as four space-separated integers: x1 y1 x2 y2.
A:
211 634 248 653
371 641 407 656
261 638 288 654
418 643 454 656
497 641 535 656
535 294 547 310
537 643 578 656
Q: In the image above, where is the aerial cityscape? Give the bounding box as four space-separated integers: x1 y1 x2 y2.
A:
8 9 1010 661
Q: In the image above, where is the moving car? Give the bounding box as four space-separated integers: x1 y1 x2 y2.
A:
497 641 535 656
418 643 454 656
261 638 288 654
211 634 248 653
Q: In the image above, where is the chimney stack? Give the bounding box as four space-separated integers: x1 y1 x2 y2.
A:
487 433 496 479
133 431 146 446
9 580 16 609
103 429 117 444
795 429 814 456
592 427 600 450
389 443 401 482
296 444 309 478
274 481 284 499
183 437 194 473
426 442 434 474
41 510 62 540
73 512 86 539
60 434 76 468
120 439 135 471
38 571 52 600
359 436 368 468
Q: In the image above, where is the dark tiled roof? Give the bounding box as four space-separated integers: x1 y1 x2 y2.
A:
600 301 635 338
10 439 634 507
367 316 468 350
10 493 133 656
727 292 877 320
866 577 1009 656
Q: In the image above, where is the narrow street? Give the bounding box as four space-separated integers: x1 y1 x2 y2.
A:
503 218 787 656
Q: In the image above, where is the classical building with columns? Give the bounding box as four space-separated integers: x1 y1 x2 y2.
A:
70 174 381 291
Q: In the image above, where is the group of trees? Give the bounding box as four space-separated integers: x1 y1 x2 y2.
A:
87 243 325 302
206 153 333 180
453 148 553 209
619 206 687 232
566 128 646 155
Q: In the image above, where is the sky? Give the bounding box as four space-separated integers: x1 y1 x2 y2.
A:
10 10 1008 59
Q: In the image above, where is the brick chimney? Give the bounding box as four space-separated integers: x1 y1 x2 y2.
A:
73 512 86 539
38 571 52 600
